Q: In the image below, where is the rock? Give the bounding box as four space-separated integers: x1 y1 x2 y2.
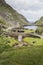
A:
13 43 18 47
23 42 28 46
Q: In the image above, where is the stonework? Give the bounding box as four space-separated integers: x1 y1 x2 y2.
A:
18 35 22 42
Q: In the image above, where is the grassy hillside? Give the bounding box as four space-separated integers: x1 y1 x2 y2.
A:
0 0 29 27
35 17 43 34
35 17 43 25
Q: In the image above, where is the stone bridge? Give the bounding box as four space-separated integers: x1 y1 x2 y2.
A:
5 32 43 42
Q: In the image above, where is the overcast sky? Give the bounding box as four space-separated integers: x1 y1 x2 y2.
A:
5 0 43 22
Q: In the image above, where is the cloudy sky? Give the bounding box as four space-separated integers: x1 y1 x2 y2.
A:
5 0 43 22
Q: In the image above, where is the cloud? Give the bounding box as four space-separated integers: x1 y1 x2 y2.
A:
5 0 43 22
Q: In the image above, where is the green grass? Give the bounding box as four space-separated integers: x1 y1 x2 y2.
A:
0 36 43 65
0 36 18 47
0 46 43 65
24 29 35 33
23 37 43 46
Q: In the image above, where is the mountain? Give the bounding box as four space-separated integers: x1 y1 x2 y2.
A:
0 0 29 28
35 17 43 35
35 17 43 25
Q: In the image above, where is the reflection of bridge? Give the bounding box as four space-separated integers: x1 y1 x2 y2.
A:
22 24 43 27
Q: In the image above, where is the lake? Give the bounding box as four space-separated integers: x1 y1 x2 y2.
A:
24 26 37 30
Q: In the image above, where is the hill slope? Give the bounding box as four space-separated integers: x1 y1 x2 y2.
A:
35 17 43 25
0 0 29 27
35 17 43 34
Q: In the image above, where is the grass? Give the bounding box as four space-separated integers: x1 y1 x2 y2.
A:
0 36 43 65
0 36 18 47
23 37 43 46
24 29 35 33
0 46 43 65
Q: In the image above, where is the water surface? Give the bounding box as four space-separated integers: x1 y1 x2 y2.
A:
24 26 37 30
